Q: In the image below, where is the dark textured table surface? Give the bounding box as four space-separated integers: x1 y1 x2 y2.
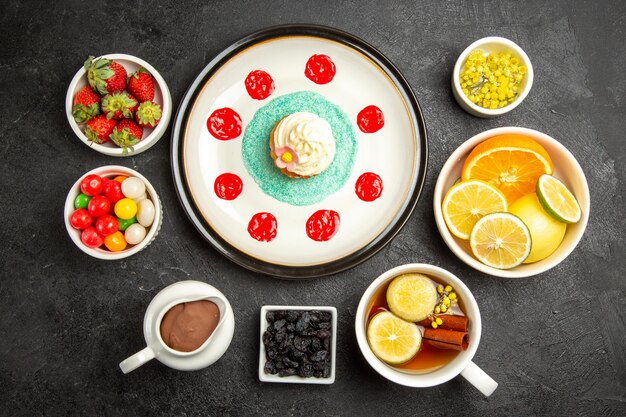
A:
2 1 625 416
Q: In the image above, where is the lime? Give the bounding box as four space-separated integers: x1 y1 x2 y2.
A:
469 212 532 269
509 193 566 263
536 174 582 224
442 180 508 239
367 311 422 365
386 274 437 322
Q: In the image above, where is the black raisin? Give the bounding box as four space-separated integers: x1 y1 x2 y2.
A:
322 365 331 378
279 368 297 377
314 370 323 378
319 312 332 321
267 348 278 360
318 321 331 329
266 311 275 323
275 331 286 343
294 336 312 351
311 350 328 362
262 331 273 345
300 328 316 336
290 349 304 360
275 360 285 370
275 310 287 319
316 329 331 339
273 319 286 331
324 337 330 351
287 310 300 322
283 357 300 368
298 363 314 378
264 360 275 374
310 337 322 351
286 322 295 332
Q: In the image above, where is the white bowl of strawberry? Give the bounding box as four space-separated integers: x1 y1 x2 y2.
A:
66 54 172 156
64 165 162 259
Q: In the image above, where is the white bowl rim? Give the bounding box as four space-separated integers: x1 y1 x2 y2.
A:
64 165 162 259
65 53 172 157
354 263 482 387
452 36 534 116
433 126 590 278
258 305 337 384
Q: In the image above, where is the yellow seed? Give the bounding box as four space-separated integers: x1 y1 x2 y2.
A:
443 296 451 306
437 285 443 293
441 305 448 313
449 292 457 300
434 306 441 314
431 322 438 329
436 318 443 325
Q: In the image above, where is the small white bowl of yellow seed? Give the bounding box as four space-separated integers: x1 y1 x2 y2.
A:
452 36 533 118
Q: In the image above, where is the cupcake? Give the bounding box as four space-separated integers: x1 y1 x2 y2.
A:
269 112 336 179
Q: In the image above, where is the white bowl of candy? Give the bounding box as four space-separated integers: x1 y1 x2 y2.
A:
64 165 162 259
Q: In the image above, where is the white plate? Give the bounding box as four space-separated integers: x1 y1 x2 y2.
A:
171 25 427 278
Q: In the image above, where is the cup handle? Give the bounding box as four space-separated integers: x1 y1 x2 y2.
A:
460 361 498 396
119 347 155 374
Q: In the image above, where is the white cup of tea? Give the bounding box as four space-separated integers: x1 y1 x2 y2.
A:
119 280 235 373
355 263 498 396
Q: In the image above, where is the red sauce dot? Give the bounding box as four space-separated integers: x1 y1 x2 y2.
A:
214 173 243 200
355 172 383 202
304 54 336 84
248 212 277 242
306 210 340 242
207 108 242 140
357 105 385 133
245 70 275 100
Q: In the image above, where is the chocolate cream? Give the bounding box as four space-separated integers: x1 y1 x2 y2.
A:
160 300 220 352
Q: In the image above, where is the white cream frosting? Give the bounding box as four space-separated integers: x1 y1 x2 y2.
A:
272 112 336 177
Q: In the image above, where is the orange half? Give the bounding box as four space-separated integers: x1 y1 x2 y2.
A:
461 134 554 203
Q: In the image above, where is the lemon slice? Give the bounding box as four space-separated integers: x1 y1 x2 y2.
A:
469 212 532 269
536 174 582 224
386 273 437 322
367 311 422 365
442 180 508 239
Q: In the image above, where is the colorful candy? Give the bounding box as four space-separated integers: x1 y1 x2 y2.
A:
114 198 137 220
121 177 146 199
136 199 155 227
125 223 147 245
69 173 156 252
104 231 127 252
74 193 92 209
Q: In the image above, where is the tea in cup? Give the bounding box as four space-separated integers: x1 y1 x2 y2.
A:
355 264 497 396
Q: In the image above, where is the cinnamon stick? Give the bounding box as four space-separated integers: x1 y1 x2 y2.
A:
423 328 469 351
417 314 468 332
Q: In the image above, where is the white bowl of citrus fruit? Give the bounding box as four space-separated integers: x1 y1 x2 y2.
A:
433 127 589 278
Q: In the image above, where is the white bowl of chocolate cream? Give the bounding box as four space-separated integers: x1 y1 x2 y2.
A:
120 280 235 373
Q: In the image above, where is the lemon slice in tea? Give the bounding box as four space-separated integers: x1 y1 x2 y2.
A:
442 179 508 239
367 311 422 365
536 174 582 224
386 273 437 322
469 212 532 269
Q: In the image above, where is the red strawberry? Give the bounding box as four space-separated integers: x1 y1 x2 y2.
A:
127 68 155 102
135 101 162 128
72 85 101 123
84 115 116 144
101 92 138 119
84 56 127 95
110 119 143 154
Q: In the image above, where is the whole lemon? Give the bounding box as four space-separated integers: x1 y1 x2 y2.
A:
509 194 566 263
